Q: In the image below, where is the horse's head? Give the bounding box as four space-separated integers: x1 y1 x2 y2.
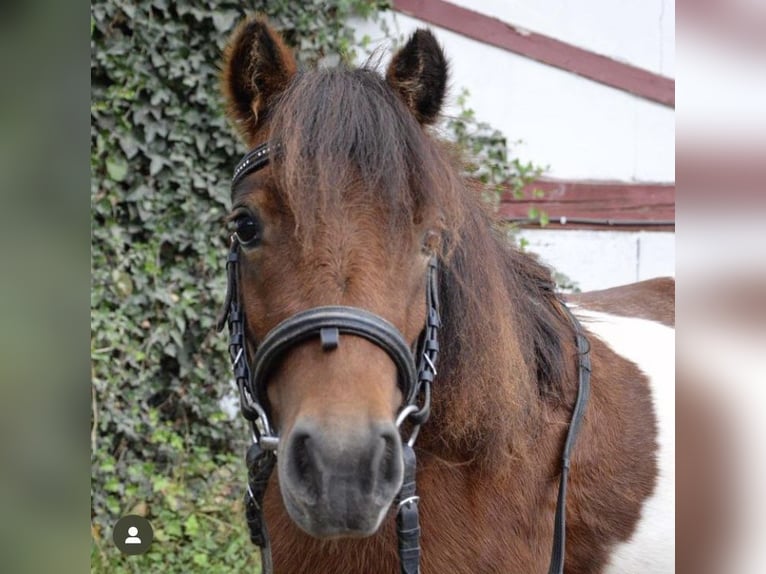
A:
221 18 454 538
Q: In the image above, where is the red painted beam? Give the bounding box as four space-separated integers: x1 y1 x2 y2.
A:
393 0 675 108
498 180 675 230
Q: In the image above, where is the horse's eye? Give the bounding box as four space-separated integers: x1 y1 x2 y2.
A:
232 213 262 247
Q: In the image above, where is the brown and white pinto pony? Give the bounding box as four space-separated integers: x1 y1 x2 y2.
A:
219 17 674 573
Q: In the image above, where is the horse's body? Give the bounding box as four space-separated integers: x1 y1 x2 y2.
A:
219 17 674 573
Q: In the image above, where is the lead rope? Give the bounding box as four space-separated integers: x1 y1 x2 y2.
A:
547 303 591 574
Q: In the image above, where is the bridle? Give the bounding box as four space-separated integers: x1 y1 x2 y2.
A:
218 142 438 574
217 141 590 574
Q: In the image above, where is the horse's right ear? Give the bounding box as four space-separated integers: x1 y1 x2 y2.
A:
221 17 297 144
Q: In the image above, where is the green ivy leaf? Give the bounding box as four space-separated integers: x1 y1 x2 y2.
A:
184 514 200 537
212 10 238 33
111 269 134 297
105 157 128 182
150 156 164 176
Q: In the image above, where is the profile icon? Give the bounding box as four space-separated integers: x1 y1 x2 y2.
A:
125 526 142 544
114 514 153 555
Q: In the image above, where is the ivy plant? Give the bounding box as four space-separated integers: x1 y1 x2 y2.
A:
444 88 547 220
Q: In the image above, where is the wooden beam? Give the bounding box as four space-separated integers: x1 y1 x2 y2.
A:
393 0 675 108
498 179 675 231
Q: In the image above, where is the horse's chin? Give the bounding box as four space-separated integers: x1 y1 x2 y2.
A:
280 481 393 539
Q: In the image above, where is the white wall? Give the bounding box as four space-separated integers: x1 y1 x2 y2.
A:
519 229 675 291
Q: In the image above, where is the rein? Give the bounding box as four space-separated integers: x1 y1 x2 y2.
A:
218 142 590 574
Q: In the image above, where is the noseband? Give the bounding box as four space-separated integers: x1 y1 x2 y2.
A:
218 142 589 574
218 142 438 574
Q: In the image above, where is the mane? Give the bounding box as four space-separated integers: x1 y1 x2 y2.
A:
268 66 573 467
433 190 574 467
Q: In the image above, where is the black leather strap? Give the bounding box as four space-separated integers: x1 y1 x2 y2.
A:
250 306 419 408
409 257 440 425
547 303 591 574
232 142 272 188
245 442 277 574
396 444 421 574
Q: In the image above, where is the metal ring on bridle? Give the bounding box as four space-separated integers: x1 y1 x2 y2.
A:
395 405 423 447
249 402 276 440
396 405 419 427
397 495 420 510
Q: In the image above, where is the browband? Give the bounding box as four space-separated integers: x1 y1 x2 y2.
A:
232 142 273 188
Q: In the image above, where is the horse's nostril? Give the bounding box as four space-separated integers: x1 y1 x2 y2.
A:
379 432 398 484
293 433 312 483
286 430 320 502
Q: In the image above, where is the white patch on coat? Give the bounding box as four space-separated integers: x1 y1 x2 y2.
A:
572 308 675 573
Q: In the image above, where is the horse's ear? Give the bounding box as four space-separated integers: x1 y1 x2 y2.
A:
221 17 297 143
386 29 448 125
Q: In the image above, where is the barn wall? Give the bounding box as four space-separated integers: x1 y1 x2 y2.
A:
352 1 675 291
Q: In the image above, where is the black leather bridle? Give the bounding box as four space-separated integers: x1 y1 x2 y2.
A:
218 142 590 574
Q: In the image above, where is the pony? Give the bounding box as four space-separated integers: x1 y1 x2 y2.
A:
217 16 674 573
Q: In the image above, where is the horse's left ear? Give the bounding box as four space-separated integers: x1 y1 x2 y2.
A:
386 29 448 125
